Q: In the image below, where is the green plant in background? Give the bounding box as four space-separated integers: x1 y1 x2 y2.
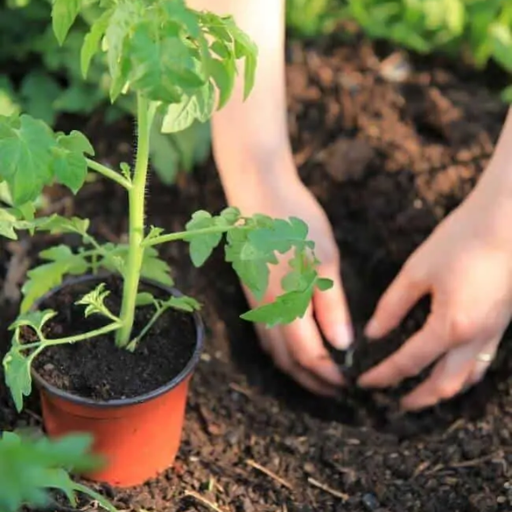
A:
287 0 512 98
0 431 115 512
286 0 347 37
0 0 211 184
346 0 512 99
1 0 332 412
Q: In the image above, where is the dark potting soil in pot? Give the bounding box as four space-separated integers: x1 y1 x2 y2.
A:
31 275 197 400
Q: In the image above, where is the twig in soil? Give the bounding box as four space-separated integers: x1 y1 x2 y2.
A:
411 460 431 478
443 418 466 437
307 477 349 501
424 451 505 475
183 490 228 512
25 408 43 423
449 451 504 469
229 382 252 397
247 459 293 490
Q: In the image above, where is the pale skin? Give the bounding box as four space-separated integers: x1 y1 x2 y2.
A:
189 0 512 409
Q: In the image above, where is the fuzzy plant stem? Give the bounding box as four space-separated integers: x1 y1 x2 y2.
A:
116 94 156 347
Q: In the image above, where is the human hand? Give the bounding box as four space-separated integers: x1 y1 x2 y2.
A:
223 162 352 396
358 184 512 410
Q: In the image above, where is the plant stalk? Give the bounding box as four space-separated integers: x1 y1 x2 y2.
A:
143 224 251 248
116 95 156 347
86 158 132 189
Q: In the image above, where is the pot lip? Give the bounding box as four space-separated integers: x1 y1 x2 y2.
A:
31 273 204 409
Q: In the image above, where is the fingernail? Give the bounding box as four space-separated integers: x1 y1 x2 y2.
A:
331 324 353 350
365 317 380 339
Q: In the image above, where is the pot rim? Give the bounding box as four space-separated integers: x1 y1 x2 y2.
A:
31 273 204 409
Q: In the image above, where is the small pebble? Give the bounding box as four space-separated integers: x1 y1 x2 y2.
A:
241 497 255 512
362 493 380 511
303 462 315 474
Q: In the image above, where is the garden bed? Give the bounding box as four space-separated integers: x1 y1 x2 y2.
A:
2 35 512 512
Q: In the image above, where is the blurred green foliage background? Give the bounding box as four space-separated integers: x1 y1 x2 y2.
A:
1 0 511 182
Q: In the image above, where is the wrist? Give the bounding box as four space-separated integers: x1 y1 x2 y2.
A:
213 141 300 206
474 108 512 197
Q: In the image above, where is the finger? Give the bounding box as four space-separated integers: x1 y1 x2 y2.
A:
257 321 338 396
465 336 500 388
282 314 344 387
365 261 428 339
400 338 486 410
313 261 353 350
358 318 452 388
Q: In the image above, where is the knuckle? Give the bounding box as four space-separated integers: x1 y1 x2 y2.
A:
449 312 479 343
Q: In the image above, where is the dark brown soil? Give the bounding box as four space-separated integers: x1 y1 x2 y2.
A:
3 36 512 512
32 275 197 401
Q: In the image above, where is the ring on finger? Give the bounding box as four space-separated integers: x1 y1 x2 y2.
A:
476 352 493 363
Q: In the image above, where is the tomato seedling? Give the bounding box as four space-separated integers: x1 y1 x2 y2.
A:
0 0 332 412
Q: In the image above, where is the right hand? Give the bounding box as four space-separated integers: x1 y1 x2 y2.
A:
222 163 352 396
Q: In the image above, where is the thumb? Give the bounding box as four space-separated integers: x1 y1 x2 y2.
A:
366 262 427 339
313 261 353 350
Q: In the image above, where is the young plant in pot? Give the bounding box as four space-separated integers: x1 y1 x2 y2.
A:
0 0 333 487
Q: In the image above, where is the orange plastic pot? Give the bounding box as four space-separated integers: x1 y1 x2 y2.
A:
31 275 204 488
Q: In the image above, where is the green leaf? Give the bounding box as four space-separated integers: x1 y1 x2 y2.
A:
226 216 313 301
222 15 258 99
75 283 114 319
248 217 312 254
52 131 95 194
0 114 56 205
72 482 118 512
39 468 77 504
128 21 205 103
51 0 82 45
208 57 236 109
161 82 215 133
20 71 62 125
136 292 156 306
14 202 35 221
185 210 223 267
490 22 512 72
240 287 311 326
0 75 20 117
0 208 19 240
316 277 334 291
9 310 57 332
501 85 512 103
3 347 32 412
21 249 89 312
241 260 329 327
243 50 257 100
141 246 174 286
163 295 201 312
105 0 142 101
0 432 109 512
36 215 90 236
81 8 113 78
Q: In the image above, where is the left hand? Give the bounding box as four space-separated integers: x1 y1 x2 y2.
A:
358 182 512 410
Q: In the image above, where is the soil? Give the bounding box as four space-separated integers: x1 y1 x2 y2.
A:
31 276 197 401
2 35 512 512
